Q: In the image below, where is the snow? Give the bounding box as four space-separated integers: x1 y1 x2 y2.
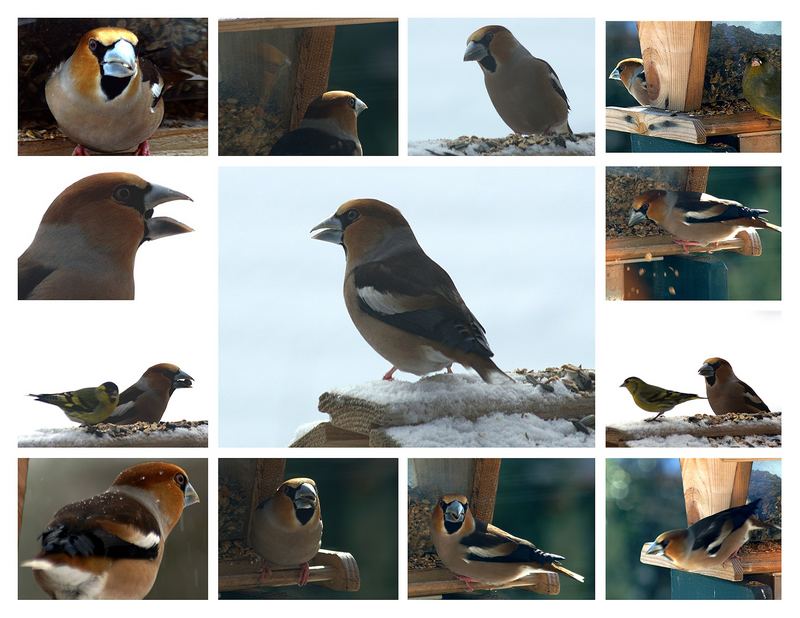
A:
608 414 781 448
18 422 208 448
626 434 780 448
293 420 324 441
385 412 593 447
408 133 595 156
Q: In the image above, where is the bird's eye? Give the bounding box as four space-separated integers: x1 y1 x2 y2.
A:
346 209 359 221
88 39 98 51
113 186 132 204
174 473 186 487
348 97 356 108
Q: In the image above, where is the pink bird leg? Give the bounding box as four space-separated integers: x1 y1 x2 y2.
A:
298 562 310 587
383 366 397 381
455 574 479 592
72 144 90 156
134 140 152 156
258 564 273 584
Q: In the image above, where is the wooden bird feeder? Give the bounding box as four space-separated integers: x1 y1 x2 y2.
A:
218 459 360 595
407 459 560 598
606 166 766 301
606 21 781 152
218 18 398 155
640 458 781 599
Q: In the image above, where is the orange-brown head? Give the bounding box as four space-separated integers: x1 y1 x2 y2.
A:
431 494 475 536
464 25 521 71
629 189 668 227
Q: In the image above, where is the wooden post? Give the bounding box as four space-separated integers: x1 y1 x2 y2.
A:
18 458 29 534
471 459 501 522
246 460 287 547
680 458 752 525
290 27 336 130
637 22 711 111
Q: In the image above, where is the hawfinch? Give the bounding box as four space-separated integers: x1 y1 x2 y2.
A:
620 377 704 421
608 58 649 106
743 57 781 120
698 357 770 415
269 91 367 155
646 499 777 571
106 364 194 425
23 462 200 599
463 25 572 139
29 382 119 426
19 172 192 300
628 190 781 249
430 495 584 588
252 478 323 587
311 199 510 383
45 27 166 155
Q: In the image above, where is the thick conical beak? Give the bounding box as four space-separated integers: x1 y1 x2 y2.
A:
463 41 488 62
645 541 664 555
354 97 368 116
293 483 318 509
609 67 621 80
174 370 194 389
627 210 648 226
310 215 343 244
698 363 714 377
444 501 465 523
183 481 200 507
102 39 136 78
143 184 193 241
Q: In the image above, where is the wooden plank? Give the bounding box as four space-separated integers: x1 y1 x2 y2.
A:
18 459 28 534
637 21 711 111
408 567 559 597
738 131 781 153
606 230 762 262
219 549 360 592
606 106 705 143
606 413 781 447
290 27 335 130
219 18 397 33
290 422 369 448
704 112 781 137
18 124 208 156
606 263 625 301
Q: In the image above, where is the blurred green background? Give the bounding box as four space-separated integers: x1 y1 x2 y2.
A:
412 458 594 600
606 459 781 600
18 458 208 600
222 458 398 600
330 22 398 155
706 167 781 299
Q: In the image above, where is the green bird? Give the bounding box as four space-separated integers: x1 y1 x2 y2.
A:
620 376 705 421
743 56 781 120
30 381 119 425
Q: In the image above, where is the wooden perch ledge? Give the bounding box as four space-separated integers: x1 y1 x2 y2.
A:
640 541 781 582
606 230 762 263
408 567 559 597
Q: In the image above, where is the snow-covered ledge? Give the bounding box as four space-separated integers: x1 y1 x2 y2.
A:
409 133 594 156
18 420 209 448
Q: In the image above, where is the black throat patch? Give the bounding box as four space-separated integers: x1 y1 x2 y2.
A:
100 74 132 101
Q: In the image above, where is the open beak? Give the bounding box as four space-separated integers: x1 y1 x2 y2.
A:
173 370 194 389
310 215 343 244
463 41 488 62
143 184 193 242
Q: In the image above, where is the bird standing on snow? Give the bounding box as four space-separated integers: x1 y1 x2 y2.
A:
608 58 649 105
269 90 367 155
628 189 781 251
430 495 584 589
743 56 781 121
646 499 778 571
311 199 510 383
19 172 193 300
252 478 323 587
29 382 119 425
23 462 200 599
463 25 573 141
698 357 771 415
620 377 704 421
106 363 194 425
45 27 166 155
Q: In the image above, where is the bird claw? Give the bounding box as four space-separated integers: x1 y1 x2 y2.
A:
72 144 90 156
298 562 310 587
134 140 152 156
455 574 478 592
258 565 273 584
382 367 397 381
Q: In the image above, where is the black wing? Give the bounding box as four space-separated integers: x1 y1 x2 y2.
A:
689 500 760 555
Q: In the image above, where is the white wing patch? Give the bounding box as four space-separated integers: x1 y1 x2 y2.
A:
467 545 505 559
127 530 161 548
357 286 409 315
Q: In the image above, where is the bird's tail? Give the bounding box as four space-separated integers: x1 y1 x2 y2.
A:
552 562 585 583
29 393 63 405
760 220 782 233
471 358 514 385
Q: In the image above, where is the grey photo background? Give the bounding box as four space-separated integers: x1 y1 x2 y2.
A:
409 18 595 141
18 458 208 600
219 166 595 447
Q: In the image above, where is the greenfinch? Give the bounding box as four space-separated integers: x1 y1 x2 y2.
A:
742 56 781 121
620 377 704 421
29 382 119 425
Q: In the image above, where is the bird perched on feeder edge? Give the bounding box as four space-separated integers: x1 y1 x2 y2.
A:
251 478 323 587
269 90 367 155
46 27 167 155
646 499 779 571
430 494 584 590
18 172 193 300
29 382 119 425
608 58 649 106
620 376 705 421
698 357 771 415
311 199 511 383
742 56 781 121
628 189 781 251
106 363 194 425
22 462 200 599
463 25 573 144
